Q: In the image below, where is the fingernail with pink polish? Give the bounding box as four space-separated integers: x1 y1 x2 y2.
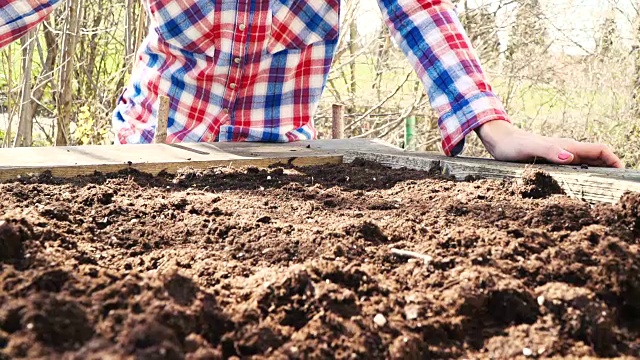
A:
558 150 572 161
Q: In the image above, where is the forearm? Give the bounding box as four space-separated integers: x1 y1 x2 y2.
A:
376 0 510 156
0 0 62 49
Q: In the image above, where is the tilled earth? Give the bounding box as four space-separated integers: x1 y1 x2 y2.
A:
0 159 639 359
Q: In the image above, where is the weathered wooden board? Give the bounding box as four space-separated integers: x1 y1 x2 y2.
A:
0 139 399 181
1 138 638 204
343 151 640 204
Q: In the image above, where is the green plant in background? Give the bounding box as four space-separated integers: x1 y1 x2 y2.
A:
76 105 95 145
75 105 109 145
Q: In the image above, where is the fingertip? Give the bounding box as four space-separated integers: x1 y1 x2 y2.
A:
557 149 574 163
600 147 625 168
613 160 625 169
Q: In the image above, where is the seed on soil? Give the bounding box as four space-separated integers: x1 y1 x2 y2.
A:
390 248 433 264
523 347 533 357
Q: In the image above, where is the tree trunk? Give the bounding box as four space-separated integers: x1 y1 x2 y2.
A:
56 0 83 146
633 10 640 118
3 38 16 148
13 30 37 147
349 20 358 98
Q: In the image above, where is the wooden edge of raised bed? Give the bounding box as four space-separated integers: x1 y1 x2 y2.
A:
343 151 640 204
0 139 397 181
2 137 638 204
0 155 344 182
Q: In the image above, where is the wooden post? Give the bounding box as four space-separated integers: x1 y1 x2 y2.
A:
332 104 344 139
155 95 169 144
404 115 416 151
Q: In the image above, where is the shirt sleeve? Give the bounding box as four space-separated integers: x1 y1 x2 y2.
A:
0 0 62 49
376 0 510 156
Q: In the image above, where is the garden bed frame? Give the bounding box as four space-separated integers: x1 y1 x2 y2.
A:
0 139 638 204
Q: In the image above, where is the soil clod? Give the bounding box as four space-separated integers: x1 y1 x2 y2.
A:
0 218 34 262
517 169 565 199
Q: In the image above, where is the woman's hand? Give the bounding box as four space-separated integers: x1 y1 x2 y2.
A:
476 120 625 168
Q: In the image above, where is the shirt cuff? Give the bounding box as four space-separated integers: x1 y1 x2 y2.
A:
439 91 511 157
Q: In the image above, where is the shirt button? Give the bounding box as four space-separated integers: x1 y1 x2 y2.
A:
238 24 246 31
229 83 237 89
234 57 242 64
222 108 229 113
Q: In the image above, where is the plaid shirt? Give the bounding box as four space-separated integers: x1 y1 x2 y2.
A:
1 0 509 156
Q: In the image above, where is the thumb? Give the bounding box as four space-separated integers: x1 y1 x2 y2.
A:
544 145 574 164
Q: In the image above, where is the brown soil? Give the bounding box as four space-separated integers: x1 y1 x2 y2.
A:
0 159 639 359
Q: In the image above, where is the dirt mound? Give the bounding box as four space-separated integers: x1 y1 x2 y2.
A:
1 265 230 358
517 169 565 199
536 282 616 355
0 218 34 263
593 192 640 238
0 162 638 358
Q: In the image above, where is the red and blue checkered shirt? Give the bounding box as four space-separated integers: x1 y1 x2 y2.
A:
1 0 510 156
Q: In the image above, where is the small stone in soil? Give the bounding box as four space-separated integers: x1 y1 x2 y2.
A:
374 313 387 327
405 305 419 320
256 216 272 224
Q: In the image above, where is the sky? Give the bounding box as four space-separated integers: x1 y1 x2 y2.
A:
354 0 639 55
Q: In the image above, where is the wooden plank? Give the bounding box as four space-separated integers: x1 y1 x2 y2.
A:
1 155 343 181
0 139 399 181
417 151 640 182
8 136 636 204
343 151 640 204
154 95 169 144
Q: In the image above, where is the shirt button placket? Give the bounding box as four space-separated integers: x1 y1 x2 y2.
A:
223 6 250 125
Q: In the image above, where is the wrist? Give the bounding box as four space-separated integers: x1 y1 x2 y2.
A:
475 120 516 155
